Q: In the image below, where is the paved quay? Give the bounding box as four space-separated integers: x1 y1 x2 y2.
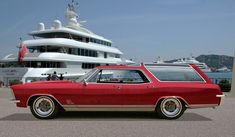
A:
0 88 235 137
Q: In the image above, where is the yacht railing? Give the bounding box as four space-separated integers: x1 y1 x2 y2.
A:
210 78 232 84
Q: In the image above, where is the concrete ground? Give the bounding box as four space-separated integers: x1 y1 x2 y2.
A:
0 88 235 137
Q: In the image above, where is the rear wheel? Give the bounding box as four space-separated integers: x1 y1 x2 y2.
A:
30 96 59 119
156 98 186 119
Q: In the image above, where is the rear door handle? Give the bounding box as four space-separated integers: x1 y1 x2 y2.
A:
114 85 122 90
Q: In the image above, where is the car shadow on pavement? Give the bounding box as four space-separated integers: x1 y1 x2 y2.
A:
0 112 212 121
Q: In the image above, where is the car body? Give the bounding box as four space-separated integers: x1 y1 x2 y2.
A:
11 63 224 119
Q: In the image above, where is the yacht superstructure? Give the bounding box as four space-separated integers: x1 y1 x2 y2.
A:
0 2 133 86
173 57 211 72
217 66 231 72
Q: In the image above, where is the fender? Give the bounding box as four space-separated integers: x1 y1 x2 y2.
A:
26 94 63 107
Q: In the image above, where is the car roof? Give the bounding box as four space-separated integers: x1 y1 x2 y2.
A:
96 65 143 69
144 63 190 67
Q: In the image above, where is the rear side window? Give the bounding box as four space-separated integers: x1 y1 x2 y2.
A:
147 66 204 82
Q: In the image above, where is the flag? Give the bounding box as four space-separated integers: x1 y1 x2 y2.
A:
18 41 26 64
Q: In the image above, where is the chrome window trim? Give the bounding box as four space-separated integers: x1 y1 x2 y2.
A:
83 68 100 81
188 65 206 82
86 68 153 84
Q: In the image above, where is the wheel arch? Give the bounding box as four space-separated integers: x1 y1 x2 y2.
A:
27 94 63 109
155 96 189 108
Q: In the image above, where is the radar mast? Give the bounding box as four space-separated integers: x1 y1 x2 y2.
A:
65 0 80 27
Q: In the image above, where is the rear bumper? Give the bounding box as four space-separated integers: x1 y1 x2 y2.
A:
216 94 225 106
188 94 225 109
216 94 226 98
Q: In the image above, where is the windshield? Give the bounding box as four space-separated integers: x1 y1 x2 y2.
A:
76 68 98 82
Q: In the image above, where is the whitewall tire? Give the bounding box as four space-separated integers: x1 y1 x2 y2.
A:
30 96 59 119
156 98 186 119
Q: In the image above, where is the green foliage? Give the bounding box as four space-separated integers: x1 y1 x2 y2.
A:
218 80 231 92
219 80 229 84
10 80 22 86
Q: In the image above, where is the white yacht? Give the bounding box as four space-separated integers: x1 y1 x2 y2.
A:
217 66 231 72
0 2 133 86
173 57 211 72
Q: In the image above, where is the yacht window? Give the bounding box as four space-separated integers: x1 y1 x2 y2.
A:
86 38 89 43
88 50 92 57
81 49 85 56
47 46 61 52
78 48 81 55
71 48 78 55
39 46 46 52
104 52 107 58
1 61 65 68
82 63 100 69
68 48 72 54
85 50 89 56
115 54 120 58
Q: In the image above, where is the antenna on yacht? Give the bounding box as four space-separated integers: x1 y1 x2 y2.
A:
66 0 80 27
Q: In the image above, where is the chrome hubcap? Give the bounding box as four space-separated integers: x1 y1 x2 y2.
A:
161 98 182 118
33 97 54 117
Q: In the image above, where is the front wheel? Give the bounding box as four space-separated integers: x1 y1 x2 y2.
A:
156 98 186 119
30 96 59 119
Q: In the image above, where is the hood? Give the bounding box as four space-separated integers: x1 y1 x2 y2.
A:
11 80 74 90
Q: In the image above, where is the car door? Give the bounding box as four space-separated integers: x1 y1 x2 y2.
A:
74 69 125 105
115 69 157 106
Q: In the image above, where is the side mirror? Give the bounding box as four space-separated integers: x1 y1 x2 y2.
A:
83 79 88 86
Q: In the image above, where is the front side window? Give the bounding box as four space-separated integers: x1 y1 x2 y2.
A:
76 68 98 82
147 66 204 82
88 69 149 84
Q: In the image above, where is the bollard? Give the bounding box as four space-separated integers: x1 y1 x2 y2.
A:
230 50 235 97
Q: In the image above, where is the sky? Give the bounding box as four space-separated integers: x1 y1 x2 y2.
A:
0 0 234 62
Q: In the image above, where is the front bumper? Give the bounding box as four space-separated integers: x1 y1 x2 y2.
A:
10 99 20 103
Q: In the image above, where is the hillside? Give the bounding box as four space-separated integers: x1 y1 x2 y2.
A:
166 54 234 70
196 54 233 70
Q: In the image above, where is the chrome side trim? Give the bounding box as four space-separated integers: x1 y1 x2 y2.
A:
62 105 155 112
188 104 218 109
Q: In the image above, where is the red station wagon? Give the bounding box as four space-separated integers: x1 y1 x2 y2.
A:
11 63 224 119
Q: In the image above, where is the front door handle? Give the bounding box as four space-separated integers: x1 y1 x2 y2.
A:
147 85 155 88
117 86 122 90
